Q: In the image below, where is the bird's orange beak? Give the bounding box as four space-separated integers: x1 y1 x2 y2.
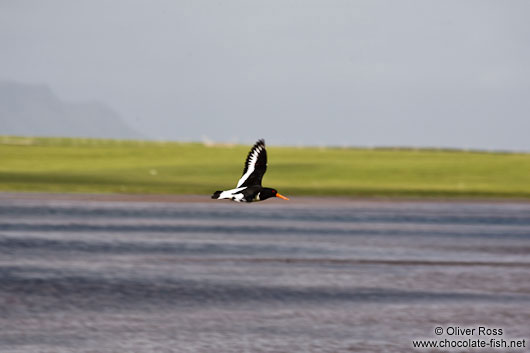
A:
276 193 289 200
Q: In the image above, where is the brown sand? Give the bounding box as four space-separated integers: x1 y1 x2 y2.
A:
0 191 528 205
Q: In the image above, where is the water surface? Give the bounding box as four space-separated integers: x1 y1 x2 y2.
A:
1 195 529 352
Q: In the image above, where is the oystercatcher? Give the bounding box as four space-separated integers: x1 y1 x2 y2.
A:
211 139 289 202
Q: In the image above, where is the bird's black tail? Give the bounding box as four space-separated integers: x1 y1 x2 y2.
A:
211 191 222 199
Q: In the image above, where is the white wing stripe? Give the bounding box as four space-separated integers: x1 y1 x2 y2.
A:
236 146 261 187
219 187 246 200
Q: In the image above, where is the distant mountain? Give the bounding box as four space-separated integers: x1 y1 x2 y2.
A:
0 81 143 139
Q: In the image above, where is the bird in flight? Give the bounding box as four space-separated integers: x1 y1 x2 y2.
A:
211 139 289 202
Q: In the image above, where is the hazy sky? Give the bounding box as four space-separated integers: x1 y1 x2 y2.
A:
1 1 529 150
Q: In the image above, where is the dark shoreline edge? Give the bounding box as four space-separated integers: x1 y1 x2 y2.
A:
1 191 529 204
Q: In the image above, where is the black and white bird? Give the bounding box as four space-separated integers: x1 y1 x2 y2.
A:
211 139 289 202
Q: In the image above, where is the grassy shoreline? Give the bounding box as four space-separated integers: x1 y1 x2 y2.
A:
2 136 529 199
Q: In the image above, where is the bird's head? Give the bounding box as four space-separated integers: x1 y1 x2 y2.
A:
262 188 289 201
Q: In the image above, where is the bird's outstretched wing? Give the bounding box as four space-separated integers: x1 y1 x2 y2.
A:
236 139 267 187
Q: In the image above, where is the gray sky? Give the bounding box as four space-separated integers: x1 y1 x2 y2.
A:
1 0 529 150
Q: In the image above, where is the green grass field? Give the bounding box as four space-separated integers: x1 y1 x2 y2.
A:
1 136 529 198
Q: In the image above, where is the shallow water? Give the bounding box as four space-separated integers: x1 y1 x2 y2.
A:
1 196 529 352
